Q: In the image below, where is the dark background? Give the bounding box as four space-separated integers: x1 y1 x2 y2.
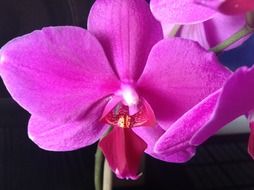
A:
1 1 254 190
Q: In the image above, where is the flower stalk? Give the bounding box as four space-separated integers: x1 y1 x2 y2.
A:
103 160 113 190
210 11 254 53
95 126 113 190
210 26 253 53
94 146 104 190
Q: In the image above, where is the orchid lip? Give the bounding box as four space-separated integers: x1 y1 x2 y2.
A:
103 102 150 129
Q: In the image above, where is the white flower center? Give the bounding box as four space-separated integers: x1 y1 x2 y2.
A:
121 85 139 107
0 53 5 64
119 84 139 115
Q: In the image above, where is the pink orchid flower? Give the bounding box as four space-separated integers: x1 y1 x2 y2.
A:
190 65 254 159
150 0 248 49
0 0 231 179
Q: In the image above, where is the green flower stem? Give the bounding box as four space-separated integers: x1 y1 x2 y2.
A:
94 127 113 190
103 160 113 190
210 11 254 53
95 146 104 190
209 25 254 53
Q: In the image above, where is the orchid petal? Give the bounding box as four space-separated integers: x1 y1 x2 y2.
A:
191 66 254 146
202 13 246 49
155 90 220 154
150 0 216 25
88 0 163 81
178 13 246 49
156 147 196 163
133 125 196 163
0 26 119 123
137 38 231 130
28 99 109 151
133 125 164 155
194 0 223 10
99 127 147 180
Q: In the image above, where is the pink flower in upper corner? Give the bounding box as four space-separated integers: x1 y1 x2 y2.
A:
150 0 250 50
0 0 231 180
190 66 254 159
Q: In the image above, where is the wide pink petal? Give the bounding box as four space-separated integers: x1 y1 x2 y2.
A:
155 90 220 154
28 99 109 151
137 38 231 130
88 0 163 82
191 66 254 146
133 125 196 163
0 26 119 123
99 127 147 180
150 0 216 25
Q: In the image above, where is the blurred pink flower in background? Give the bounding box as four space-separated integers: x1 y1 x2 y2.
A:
191 65 254 159
150 0 249 49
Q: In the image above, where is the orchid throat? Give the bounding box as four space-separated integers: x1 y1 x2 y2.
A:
103 84 156 129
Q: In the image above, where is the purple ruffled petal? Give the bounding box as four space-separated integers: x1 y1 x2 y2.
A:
191 66 254 146
0 26 119 123
88 0 163 81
